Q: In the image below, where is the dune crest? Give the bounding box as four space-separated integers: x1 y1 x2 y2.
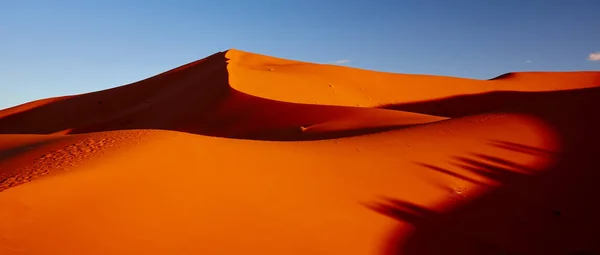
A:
1 50 599 254
0 50 445 140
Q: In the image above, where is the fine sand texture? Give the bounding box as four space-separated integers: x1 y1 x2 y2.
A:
0 49 599 254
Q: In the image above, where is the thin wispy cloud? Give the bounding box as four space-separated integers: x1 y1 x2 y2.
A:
524 60 533 64
331 59 350 65
589 52 600 61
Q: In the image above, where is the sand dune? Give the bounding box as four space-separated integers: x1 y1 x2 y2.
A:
0 49 599 254
0 51 445 140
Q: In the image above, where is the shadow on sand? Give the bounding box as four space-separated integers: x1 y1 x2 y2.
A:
368 85 600 254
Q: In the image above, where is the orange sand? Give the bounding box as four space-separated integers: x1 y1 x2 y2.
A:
0 49 599 254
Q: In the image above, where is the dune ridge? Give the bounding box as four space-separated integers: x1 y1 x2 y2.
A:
0 49 599 254
0 50 447 140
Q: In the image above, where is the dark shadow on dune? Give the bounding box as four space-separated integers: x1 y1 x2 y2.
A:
488 72 517 80
370 85 600 254
0 51 231 134
368 198 439 226
489 140 560 158
372 146 600 255
371 152 540 255
380 87 600 118
0 51 437 141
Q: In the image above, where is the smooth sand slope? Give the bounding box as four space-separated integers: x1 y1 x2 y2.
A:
0 49 599 254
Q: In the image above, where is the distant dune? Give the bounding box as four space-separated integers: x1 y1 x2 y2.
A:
0 49 599 254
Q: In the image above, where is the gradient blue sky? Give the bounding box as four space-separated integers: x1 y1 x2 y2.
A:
2 0 599 109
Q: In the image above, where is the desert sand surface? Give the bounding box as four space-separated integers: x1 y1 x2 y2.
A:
0 49 599 254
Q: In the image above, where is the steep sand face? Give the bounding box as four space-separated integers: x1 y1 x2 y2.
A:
0 50 599 254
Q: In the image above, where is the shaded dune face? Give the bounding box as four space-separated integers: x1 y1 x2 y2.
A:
0 52 232 136
0 49 600 255
378 87 600 255
374 72 600 255
380 86 600 118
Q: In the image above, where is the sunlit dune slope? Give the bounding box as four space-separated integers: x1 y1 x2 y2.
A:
226 49 600 106
0 112 564 255
0 49 599 254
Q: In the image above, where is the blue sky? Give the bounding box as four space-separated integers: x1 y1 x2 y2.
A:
1 0 599 109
